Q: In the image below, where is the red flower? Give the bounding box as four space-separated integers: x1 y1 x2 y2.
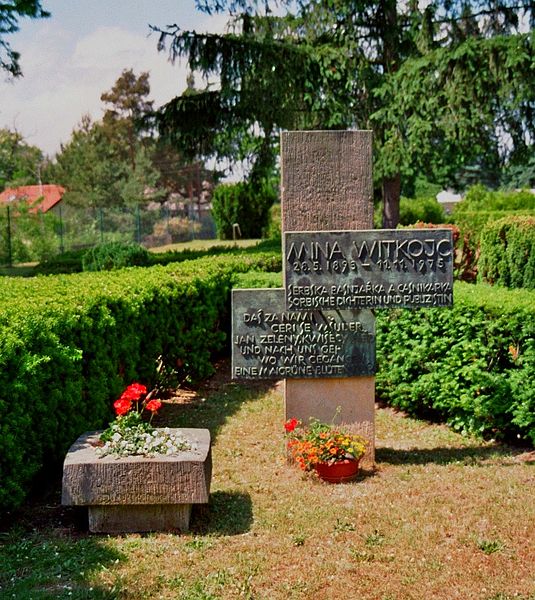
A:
113 397 132 416
120 383 147 401
145 399 162 413
284 418 299 432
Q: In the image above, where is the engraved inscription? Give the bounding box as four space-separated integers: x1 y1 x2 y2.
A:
284 229 454 309
232 289 375 380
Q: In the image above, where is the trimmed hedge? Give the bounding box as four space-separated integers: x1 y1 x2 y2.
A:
450 187 535 269
399 197 446 226
34 239 282 276
82 241 151 271
0 251 280 512
478 216 535 289
376 282 535 444
457 185 535 212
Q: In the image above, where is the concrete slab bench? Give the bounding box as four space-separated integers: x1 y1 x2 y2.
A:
62 428 211 533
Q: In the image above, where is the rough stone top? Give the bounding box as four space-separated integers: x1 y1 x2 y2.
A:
280 130 374 232
63 428 210 466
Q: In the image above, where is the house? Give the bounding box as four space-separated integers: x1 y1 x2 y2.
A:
436 189 463 214
0 184 66 213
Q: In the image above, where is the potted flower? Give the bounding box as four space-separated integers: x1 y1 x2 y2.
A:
284 417 367 483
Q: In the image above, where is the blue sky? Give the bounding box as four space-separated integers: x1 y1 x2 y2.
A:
0 1 227 156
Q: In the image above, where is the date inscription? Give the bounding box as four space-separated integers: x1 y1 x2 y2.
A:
285 229 454 309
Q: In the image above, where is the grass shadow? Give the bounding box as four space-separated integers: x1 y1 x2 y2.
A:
376 443 525 466
0 264 38 277
192 490 253 536
0 522 125 599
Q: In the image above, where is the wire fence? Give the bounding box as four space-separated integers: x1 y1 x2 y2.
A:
0 202 217 267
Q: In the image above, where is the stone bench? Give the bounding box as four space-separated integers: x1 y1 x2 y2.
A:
62 428 211 533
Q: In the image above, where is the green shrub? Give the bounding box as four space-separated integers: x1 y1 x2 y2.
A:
398 197 446 226
233 271 283 289
34 248 88 275
449 192 535 284
211 181 276 240
478 216 535 289
451 186 535 262
265 202 282 240
82 241 151 271
376 282 535 444
30 238 282 276
459 185 535 211
0 250 281 512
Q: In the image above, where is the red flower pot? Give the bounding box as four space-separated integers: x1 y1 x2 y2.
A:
314 458 360 483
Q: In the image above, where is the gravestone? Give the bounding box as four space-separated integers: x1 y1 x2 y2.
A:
282 131 376 464
232 130 453 468
62 429 211 533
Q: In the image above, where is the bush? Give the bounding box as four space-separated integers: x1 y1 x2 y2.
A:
233 270 283 289
264 202 282 241
398 197 446 226
0 203 59 265
478 216 535 289
82 241 151 271
0 250 281 512
30 238 282 276
376 282 535 444
211 181 276 240
34 248 88 275
450 187 535 279
458 185 535 211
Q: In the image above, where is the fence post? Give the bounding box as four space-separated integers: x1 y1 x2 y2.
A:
58 204 65 253
6 205 13 268
99 208 104 243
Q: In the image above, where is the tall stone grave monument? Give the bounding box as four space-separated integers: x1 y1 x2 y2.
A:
232 130 453 467
281 131 376 463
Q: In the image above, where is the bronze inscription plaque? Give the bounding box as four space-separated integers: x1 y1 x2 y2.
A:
232 288 375 380
284 229 454 310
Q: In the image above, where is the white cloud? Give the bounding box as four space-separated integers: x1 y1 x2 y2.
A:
0 10 228 157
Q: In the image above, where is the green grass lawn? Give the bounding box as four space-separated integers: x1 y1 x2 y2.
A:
148 238 262 253
1 365 534 600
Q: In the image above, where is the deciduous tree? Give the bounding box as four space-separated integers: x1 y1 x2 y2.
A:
0 127 44 189
100 68 154 169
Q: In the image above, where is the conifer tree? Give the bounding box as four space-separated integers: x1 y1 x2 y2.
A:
155 0 535 226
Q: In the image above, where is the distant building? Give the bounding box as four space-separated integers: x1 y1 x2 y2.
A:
436 189 462 214
0 184 66 213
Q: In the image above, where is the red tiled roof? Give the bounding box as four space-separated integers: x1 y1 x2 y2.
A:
0 184 66 213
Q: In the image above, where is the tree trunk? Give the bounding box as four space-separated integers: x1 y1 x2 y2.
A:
382 173 401 229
